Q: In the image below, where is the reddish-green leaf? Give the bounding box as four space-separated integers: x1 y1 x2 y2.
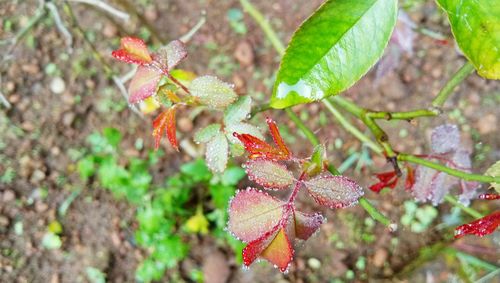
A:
455 211 500 238
294 210 324 240
243 227 294 272
244 159 294 189
128 66 162 104
152 107 178 150
156 40 188 70
305 173 364 209
233 118 291 161
227 188 284 243
112 37 152 65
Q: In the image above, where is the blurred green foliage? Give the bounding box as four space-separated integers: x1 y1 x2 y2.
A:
77 128 246 282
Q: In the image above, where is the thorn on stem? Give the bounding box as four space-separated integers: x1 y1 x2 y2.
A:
387 156 402 177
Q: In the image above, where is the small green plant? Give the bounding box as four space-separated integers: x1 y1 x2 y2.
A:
78 128 246 282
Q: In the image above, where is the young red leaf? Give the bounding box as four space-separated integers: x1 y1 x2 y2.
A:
266 117 291 159
455 211 500 238
233 133 288 161
478 194 500 200
155 40 188 70
242 227 294 272
405 166 415 191
369 171 398 193
227 188 284 243
305 173 364 209
260 228 294 272
128 66 162 104
112 37 152 65
152 107 178 150
244 159 294 189
294 210 324 240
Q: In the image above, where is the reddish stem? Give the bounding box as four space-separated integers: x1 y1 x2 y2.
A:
288 172 307 204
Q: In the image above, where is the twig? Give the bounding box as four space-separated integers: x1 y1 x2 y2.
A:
112 76 145 119
431 62 475 108
68 0 130 22
45 2 73 53
239 0 285 55
323 99 383 154
0 76 12 109
180 13 206 43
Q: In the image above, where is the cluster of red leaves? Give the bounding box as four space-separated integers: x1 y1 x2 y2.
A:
369 165 414 193
229 118 364 272
454 193 500 238
234 117 291 161
111 37 187 150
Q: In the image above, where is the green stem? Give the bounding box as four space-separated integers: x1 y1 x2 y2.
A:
239 0 286 55
284 108 319 146
359 197 392 228
432 62 475 107
399 154 500 184
323 99 383 154
443 196 484 219
366 108 439 120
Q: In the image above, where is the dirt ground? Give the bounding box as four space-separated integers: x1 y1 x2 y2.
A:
1 0 499 282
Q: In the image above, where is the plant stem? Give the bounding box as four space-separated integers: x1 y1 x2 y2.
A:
239 0 286 55
359 197 392 228
399 154 500 184
323 99 383 154
284 108 319 146
443 196 484 219
432 62 475 107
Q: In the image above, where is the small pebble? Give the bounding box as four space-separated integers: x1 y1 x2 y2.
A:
50 77 66 94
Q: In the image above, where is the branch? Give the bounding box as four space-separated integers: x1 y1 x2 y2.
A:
239 0 285 55
398 154 500 184
432 62 475 107
68 0 130 22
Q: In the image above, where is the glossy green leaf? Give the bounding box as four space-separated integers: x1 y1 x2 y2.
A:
271 0 398 108
437 0 500 79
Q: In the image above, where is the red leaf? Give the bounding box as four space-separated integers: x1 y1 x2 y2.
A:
455 211 500 238
294 210 324 240
112 37 152 65
243 227 294 272
369 171 399 193
244 159 295 189
152 107 178 150
375 171 397 183
233 118 291 161
305 173 364 209
128 66 162 104
405 166 415 191
233 133 288 161
369 182 389 193
227 188 284 243
478 194 500 200
266 117 291 159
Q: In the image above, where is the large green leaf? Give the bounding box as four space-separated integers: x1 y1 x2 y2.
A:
270 0 398 109
437 0 500 79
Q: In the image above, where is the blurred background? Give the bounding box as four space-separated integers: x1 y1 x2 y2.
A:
0 0 499 282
